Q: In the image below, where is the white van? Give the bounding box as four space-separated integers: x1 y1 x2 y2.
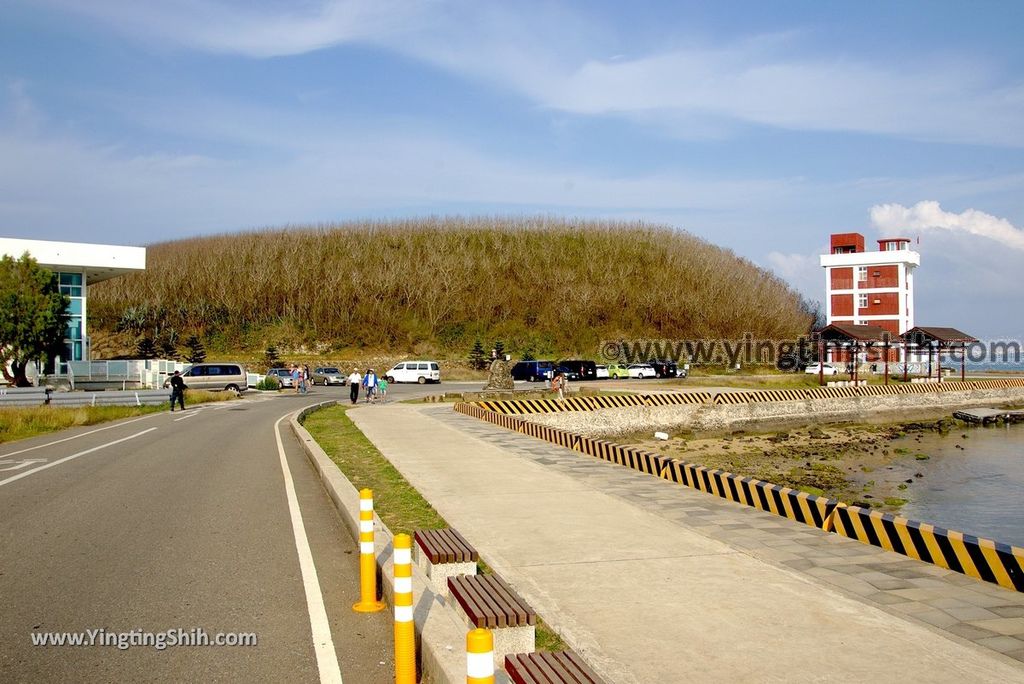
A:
385 361 441 384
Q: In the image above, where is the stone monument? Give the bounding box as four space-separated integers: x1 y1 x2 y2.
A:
484 356 515 390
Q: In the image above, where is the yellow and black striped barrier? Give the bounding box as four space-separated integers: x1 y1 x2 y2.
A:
828 505 1024 592
453 400 1024 593
658 459 838 530
472 377 1024 415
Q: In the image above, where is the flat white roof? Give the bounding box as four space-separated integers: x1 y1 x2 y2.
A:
0 237 146 284
820 249 920 269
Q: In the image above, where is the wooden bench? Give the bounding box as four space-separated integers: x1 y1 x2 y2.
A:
448 574 536 666
505 651 605 684
413 528 478 598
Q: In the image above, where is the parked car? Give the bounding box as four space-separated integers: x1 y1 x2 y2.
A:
627 363 656 379
312 367 346 386
595 364 609 379
385 360 441 384
606 363 630 379
805 363 840 376
511 360 555 382
166 362 248 392
647 359 679 378
553 365 580 381
557 360 597 381
265 367 294 388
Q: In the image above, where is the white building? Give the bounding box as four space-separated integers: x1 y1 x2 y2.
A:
819 232 920 336
0 237 146 368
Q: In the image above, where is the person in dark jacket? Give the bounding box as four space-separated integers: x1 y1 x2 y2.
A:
169 370 187 411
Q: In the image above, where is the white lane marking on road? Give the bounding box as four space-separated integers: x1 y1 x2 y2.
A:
0 459 47 472
274 413 343 684
173 411 201 422
0 428 158 487
0 413 161 459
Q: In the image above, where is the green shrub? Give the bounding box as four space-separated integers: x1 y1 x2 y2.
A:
256 375 281 391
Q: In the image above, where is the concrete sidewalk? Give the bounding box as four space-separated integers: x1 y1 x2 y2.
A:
349 403 1024 683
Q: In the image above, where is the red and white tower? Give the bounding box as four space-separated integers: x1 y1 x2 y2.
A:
820 232 919 341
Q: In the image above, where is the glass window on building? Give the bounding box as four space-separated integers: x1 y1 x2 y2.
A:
59 272 83 297
56 271 85 361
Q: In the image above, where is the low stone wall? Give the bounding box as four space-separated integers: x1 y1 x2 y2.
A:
520 387 1024 438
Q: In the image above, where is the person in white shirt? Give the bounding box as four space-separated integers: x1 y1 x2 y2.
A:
348 368 362 404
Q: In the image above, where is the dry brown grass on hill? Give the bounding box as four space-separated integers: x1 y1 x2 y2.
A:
88 217 816 355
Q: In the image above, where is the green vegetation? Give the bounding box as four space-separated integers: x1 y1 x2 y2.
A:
88 218 816 357
0 254 70 387
255 376 281 391
0 390 234 444
303 404 566 650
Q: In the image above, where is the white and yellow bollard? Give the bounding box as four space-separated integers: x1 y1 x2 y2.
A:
394 533 416 684
466 628 495 684
353 489 385 613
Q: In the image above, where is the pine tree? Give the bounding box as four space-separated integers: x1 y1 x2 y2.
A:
158 338 179 360
136 337 158 359
265 345 280 366
522 348 536 362
493 340 506 359
468 339 487 370
184 335 207 364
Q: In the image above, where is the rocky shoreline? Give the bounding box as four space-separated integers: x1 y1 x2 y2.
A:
631 416 983 513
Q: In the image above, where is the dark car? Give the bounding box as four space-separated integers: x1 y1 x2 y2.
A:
557 359 597 380
553 365 580 381
647 359 679 378
511 360 555 382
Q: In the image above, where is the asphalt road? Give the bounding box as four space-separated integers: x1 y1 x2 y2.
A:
0 383 465 683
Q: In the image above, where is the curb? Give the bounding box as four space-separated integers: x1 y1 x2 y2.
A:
288 401 477 684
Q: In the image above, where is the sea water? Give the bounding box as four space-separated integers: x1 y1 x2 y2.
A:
898 424 1024 547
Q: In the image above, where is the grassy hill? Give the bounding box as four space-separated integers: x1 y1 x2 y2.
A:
87 217 817 359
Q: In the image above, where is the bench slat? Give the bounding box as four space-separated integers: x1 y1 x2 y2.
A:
435 529 463 562
487 574 535 626
470 576 508 628
448 528 479 562
450 576 500 628
562 651 602 683
415 528 478 564
505 652 604 684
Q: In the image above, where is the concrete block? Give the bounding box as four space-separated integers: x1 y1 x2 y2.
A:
414 545 476 599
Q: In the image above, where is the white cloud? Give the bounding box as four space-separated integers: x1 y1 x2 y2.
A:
32 1 1024 146
765 251 822 301
37 0 422 58
870 201 1024 251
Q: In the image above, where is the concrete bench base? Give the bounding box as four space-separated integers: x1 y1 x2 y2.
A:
414 550 476 599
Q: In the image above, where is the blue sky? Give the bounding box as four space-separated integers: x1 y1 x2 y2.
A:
2 1 1023 343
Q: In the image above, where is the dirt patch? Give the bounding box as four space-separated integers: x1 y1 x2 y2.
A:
632 417 969 512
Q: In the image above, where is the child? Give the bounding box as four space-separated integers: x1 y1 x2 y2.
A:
377 376 389 403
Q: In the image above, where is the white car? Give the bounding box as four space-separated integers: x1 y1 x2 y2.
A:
595 364 610 379
627 363 656 379
805 363 840 376
385 360 441 384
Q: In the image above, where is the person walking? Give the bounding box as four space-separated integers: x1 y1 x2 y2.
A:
169 370 187 411
362 368 377 403
348 368 361 404
291 364 301 394
551 371 565 401
303 364 312 393
377 375 389 403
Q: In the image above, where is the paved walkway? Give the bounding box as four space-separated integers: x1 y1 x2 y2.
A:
349 403 1024 683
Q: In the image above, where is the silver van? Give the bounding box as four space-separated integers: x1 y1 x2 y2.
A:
166 363 248 392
